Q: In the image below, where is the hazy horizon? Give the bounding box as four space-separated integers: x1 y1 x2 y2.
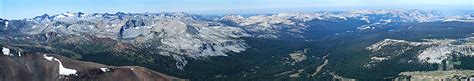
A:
1 0 473 19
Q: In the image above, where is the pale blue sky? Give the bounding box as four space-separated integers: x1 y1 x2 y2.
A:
1 0 473 19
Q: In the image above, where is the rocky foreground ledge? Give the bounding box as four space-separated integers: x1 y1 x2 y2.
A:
0 45 187 81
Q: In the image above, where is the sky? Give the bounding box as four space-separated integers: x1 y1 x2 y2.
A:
1 0 473 19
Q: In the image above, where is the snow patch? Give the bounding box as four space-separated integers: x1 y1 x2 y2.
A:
62 12 75 17
443 19 458 22
56 15 66 18
2 47 13 56
357 19 392 30
4 21 8 27
43 54 54 61
358 26 372 30
54 58 77 75
43 54 78 75
100 68 111 72
360 16 370 23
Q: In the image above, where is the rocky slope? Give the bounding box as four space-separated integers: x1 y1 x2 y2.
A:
366 37 474 67
0 46 186 81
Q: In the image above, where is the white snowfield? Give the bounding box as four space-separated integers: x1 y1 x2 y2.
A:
99 68 111 72
2 47 11 56
4 21 8 27
43 54 78 76
367 38 474 64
